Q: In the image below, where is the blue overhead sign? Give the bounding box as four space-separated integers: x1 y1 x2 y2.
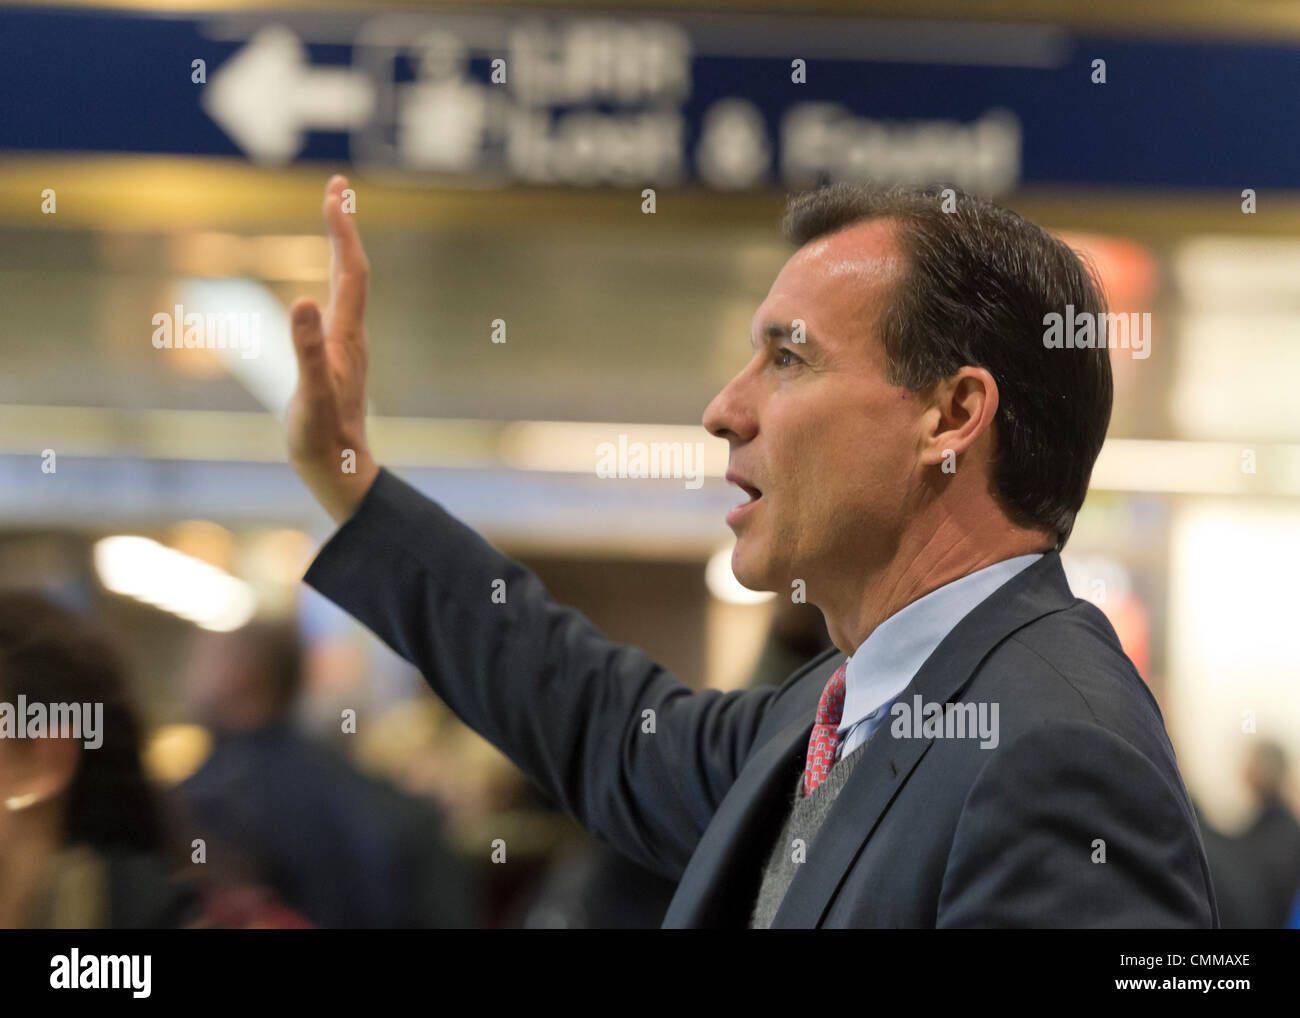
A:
2 6 1298 193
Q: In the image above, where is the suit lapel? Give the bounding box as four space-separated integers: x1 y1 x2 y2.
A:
768 551 1078 927
660 654 837 928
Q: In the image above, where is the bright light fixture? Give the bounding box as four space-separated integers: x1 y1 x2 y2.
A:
94 535 257 632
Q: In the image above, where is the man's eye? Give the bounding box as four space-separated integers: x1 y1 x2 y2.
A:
774 346 803 368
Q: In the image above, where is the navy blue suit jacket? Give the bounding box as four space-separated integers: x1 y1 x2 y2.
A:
304 468 1217 928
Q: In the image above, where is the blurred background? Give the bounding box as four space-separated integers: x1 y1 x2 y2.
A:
1 0 1299 928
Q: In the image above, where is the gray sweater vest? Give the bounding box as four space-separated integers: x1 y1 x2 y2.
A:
749 738 873 928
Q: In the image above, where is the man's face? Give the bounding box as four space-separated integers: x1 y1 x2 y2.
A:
702 218 927 598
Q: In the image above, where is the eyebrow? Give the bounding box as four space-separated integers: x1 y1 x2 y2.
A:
756 321 822 352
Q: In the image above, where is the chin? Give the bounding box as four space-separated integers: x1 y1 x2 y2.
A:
730 544 775 593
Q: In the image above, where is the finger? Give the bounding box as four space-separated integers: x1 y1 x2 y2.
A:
322 175 369 331
323 174 349 293
290 298 331 395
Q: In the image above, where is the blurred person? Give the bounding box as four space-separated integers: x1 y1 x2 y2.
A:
0 591 200 928
1240 740 1300 925
174 619 474 927
281 176 1215 927
1202 740 1300 928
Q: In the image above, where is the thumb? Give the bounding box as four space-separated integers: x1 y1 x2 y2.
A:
290 298 330 393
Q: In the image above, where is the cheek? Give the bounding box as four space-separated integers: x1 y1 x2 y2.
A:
815 406 914 510
766 387 910 506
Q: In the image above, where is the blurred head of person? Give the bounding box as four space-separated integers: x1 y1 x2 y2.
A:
184 619 303 735
0 590 168 926
1243 739 1290 807
702 184 1112 651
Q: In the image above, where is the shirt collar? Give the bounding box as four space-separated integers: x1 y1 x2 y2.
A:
838 553 1045 735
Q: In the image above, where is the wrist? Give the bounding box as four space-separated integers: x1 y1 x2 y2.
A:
321 454 379 525
292 441 378 525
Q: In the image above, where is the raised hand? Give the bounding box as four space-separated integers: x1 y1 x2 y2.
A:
286 175 380 523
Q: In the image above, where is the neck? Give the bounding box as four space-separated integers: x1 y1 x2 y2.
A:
819 516 1054 655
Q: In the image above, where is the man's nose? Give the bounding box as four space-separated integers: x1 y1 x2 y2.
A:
703 373 755 443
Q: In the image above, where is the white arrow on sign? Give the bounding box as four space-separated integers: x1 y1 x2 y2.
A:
202 26 376 163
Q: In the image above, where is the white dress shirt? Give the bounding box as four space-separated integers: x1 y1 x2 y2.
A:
834 553 1045 761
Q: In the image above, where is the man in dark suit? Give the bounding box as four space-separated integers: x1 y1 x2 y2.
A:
175 621 474 928
283 176 1217 927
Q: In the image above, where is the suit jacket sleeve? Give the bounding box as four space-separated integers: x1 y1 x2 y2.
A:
303 468 776 881
936 720 1217 928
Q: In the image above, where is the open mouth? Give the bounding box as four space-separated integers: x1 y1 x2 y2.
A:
726 475 763 524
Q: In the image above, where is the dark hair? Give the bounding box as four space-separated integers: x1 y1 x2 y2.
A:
0 591 164 854
1251 739 1289 796
782 183 1113 549
229 619 303 718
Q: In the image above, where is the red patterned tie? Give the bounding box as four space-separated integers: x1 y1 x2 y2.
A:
802 661 849 797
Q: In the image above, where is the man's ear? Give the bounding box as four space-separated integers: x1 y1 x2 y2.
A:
917 367 999 467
